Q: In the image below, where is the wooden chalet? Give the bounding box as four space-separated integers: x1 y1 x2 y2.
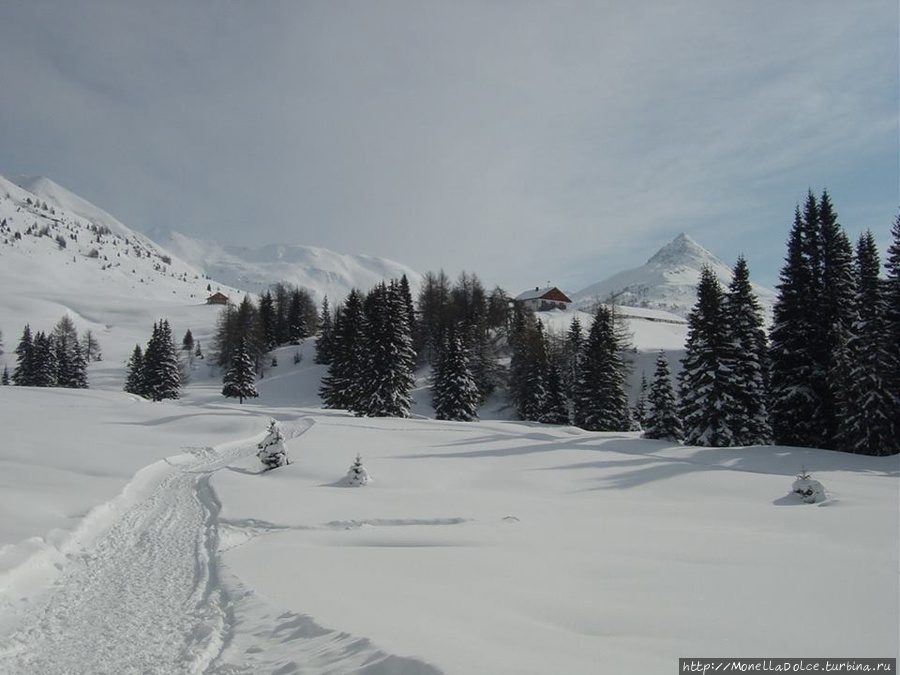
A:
515 286 573 311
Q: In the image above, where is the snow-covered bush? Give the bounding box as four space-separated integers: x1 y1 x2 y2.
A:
792 470 826 504
257 419 289 470
345 453 370 487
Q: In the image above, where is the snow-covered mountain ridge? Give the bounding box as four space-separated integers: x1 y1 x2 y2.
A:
149 228 423 304
573 233 776 320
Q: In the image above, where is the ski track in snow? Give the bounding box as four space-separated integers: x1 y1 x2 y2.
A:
0 444 235 675
0 417 444 675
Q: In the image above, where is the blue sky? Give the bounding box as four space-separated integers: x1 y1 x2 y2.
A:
1 1 896 293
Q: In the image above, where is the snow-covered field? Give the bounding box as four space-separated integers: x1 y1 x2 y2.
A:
1 338 897 674
0 176 897 673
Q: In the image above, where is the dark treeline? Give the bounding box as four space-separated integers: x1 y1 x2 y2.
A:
192 191 898 456
9 315 94 389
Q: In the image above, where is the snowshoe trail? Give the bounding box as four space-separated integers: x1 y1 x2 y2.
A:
0 443 244 675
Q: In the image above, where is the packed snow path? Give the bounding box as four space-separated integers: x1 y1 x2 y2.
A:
0 444 238 675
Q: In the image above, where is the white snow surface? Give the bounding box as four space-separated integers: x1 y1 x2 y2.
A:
0 176 897 674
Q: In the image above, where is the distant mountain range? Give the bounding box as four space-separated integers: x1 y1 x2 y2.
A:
1 174 775 332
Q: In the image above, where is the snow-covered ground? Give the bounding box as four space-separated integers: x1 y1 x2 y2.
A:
1 340 897 674
0 176 896 673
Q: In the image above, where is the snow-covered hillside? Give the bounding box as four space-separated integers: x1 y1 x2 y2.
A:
148 228 423 304
573 233 777 320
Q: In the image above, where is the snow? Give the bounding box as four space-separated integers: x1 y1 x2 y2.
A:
0 176 897 673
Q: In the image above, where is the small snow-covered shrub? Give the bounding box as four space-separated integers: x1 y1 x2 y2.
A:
792 470 826 504
257 419 289 470
345 453 370 487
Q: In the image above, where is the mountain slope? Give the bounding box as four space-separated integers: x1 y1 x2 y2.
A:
148 229 423 304
573 233 776 319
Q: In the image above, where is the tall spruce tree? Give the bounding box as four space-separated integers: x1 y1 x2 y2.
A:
843 232 895 455
222 336 259 404
124 344 147 396
31 332 58 387
723 256 771 445
817 191 857 448
679 267 735 447
320 289 367 410
432 329 480 421
643 351 683 441
12 324 34 386
884 213 900 449
314 296 335 365
143 320 181 401
572 305 632 432
769 200 826 447
354 281 417 417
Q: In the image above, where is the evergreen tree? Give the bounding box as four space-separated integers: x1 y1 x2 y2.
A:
572 305 632 432
432 329 480 421
679 267 735 446
124 344 147 396
539 362 570 425
320 289 367 410
520 319 551 422
769 201 826 447
354 281 416 417
12 324 34 386
258 291 278 351
1 365 9 385
143 320 181 401
222 337 259 404
643 351 683 441
314 296 335 365
843 232 895 455
53 315 88 389
883 213 900 448
723 256 771 445
562 315 584 399
31 331 58 387
181 329 195 353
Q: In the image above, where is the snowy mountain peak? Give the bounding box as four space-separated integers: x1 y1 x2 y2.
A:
573 233 775 320
646 233 723 270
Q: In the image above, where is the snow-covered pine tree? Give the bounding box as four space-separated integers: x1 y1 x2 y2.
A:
520 319 551 422
31 331 58 387
562 315 584 399
842 232 895 455
345 453 370 486
222 336 259 404
1 365 9 385
769 197 827 448
539 362 570 425
884 214 900 451
354 280 416 417
818 192 857 448
12 324 34 386
643 351 683 441
143 320 181 401
573 305 632 432
258 291 278 352
320 289 366 410
124 344 147 396
433 329 480 421
53 315 88 389
314 296 335 364
723 256 770 445
257 418 289 469
679 266 735 447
